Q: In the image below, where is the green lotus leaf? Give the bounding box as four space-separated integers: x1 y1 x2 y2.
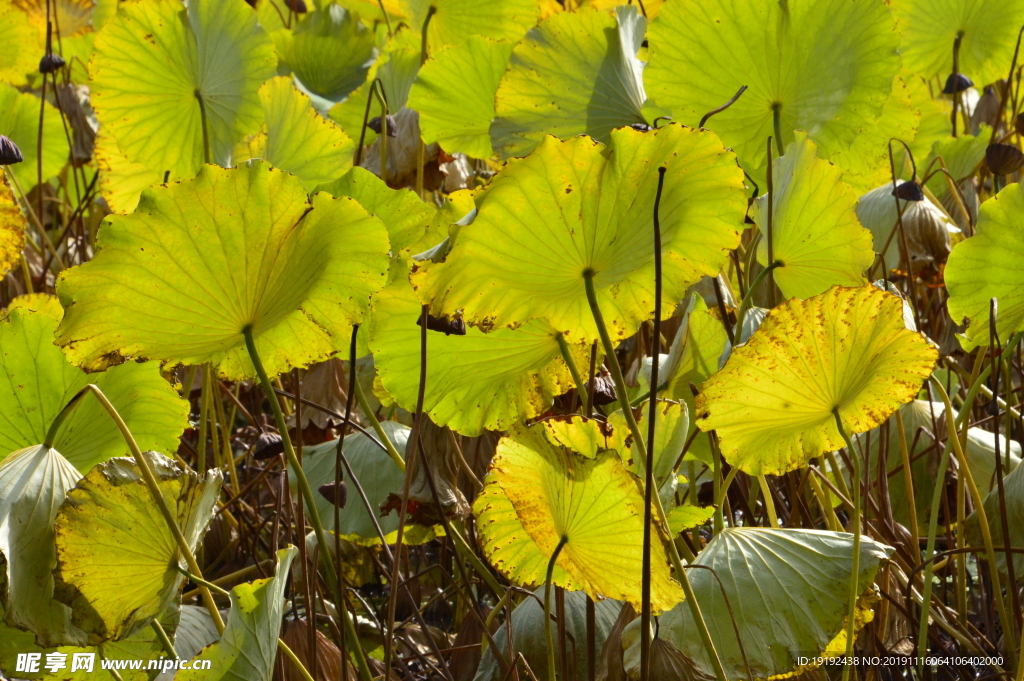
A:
0 602 178 681
474 423 684 611
946 183 1024 349
474 587 622 681
407 35 513 159
413 125 747 344
924 130 989 198
328 27 422 141
0 0 38 85
53 452 222 644
608 399 687 485
236 76 354 189
0 83 69 189
176 546 297 681
2 292 64 321
490 6 649 159
0 309 190 473
666 504 713 535
296 421 434 546
890 0 1024 88
0 445 86 647
904 72 952 164
0 168 26 280
751 132 874 300
272 4 375 103
55 161 391 380
93 130 163 215
369 272 587 436
402 0 538 53
14 0 94 37
647 528 893 680
697 286 937 475
645 0 900 184
172 606 221 662
965 456 1024 579
319 166 434 254
89 0 277 178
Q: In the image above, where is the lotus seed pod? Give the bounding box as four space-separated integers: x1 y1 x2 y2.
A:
253 431 284 460
39 52 65 74
416 312 467 336
986 143 1024 176
284 0 307 12
892 180 924 202
0 135 23 164
318 481 347 508
368 114 398 137
943 72 974 94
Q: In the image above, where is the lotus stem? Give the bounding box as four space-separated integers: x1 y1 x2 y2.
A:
771 103 784 157
545 535 569 681
766 136 777 308
832 409 861 681
48 384 226 634
352 377 406 470
556 332 590 415
242 327 375 681
376 0 392 36
195 90 211 165
583 271 729 681
373 80 389 184
735 260 782 332
757 475 779 528
151 620 176 659
893 409 920 560
278 638 316 681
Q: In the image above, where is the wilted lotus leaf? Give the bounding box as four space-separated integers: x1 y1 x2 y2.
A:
0 309 189 473
89 0 276 178
413 125 747 344
235 77 353 190
403 0 539 52
408 35 514 159
474 424 684 611
645 0 900 183
53 452 222 643
273 5 375 103
0 168 25 280
666 505 714 536
696 286 937 475
0 83 70 188
490 6 649 158
751 133 874 300
370 273 587 436
176 547 297 681
296 422 433 546
647 528 893 680
55 161 390 380
946 184 1024 349
0 445 86 647
541 415 613 460
0 1 38 86
891 0 1024 88
474 587 622 681
856 184 956 275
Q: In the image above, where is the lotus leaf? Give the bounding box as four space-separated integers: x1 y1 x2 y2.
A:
474 423 684 611
413 125 747 344
0 0 38 85
0 308 189 473
402 0 538 53
0 83 69 188
53 452 222 643
697 285 937 475
55 161 391 380
0 168 25 280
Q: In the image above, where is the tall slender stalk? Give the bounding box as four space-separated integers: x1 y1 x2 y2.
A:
833 410 861 681
556 332 589 415
545 536 569 681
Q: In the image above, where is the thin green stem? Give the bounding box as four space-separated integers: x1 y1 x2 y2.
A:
735 261 782 332
556 332 589 414
352 378 406 470
373 80 389 184
242 327 374 681
545 536 569 681
757 475 779 528
771 103 784 157
833 410 861 681
195 90 211 165
375 0 392 35
174 565 231 597
765 137 776 308
278 638 316 681
582 271 728 681
420 4 437 64
151 620 176 659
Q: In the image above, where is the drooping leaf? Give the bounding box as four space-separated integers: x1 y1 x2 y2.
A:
0 308 189 473
0 168 26 280
173 606 222 662
645 0 900 183
413 125 747 345
0 83 70 188
540 415 613 461
402 0 538 53
296 421 434 546
474 423 684 611
370 272 587 436
645 528 893 680
89 0 277 177
751 132 874 300
408 35 514 159
666 504 714 535
176 546 298 681
53 452 222 644
490 6 649 158
235 76 354 190
474 587 622 681
55 161 391 380
945 184 1024 349
0 445 86 647
273 5 376 103
696 286 937 475
890 0 1024 88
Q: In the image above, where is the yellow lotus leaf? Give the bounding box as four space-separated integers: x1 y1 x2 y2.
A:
696 285 937 475
0 168 25 280
474 423 683 612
